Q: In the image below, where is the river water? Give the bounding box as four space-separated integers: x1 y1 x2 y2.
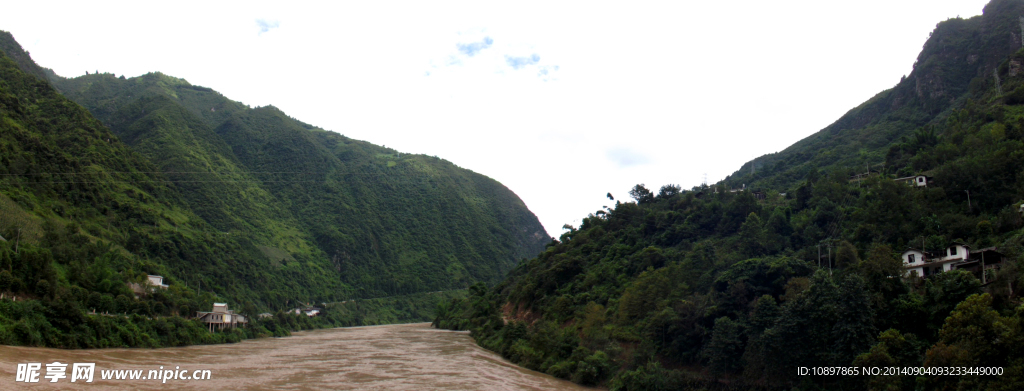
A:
0 322 592 390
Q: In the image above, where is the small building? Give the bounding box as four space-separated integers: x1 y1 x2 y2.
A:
258 313 273 319
895 175 930 187
902 243 970 277
147 275 169 289
197 303 247 331
292 307 321 317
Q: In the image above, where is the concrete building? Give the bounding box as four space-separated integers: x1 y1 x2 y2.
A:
197 303 247 331
902 244 1003 283
147 275 169 289
894 175 930 187
902 243 970 277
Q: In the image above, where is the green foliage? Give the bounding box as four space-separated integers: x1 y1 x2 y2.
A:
704 316 745 374
0 30 548 349
723 0 1024 194
47 67 549 299
628 184 654 204
435 7 1024 385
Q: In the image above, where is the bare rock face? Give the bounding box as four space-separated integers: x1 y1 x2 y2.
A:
1010 59 1021 77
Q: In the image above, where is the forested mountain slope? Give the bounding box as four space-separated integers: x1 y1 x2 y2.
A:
436 1 1024 389
46 69 548 297
724 0 1024 192
0 31 547 347
0 36 306 347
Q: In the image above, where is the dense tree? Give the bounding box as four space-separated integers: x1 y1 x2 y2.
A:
435 3 1024 388
628 184 654 204
704 316 745 375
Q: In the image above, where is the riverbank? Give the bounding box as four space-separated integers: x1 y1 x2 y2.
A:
0 289 466 349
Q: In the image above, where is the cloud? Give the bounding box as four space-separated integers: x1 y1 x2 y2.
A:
538 64 559 77
256 19 280 35
537 65 558 76
456 37 493 56
505 54 540 69
606 147 651 167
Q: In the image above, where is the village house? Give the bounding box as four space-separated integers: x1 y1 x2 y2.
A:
902 243 969 277
196 303 247 331
147 275 169 289
902 244 1003 282
894 175 930 187
127 275 169 298
292 306 321 317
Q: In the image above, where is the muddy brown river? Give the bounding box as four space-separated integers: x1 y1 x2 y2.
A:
0 323 593 390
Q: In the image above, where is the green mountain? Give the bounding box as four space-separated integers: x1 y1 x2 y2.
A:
0 31 547 347
725 0 1024 193
436 1 1024 389
47 70 548 297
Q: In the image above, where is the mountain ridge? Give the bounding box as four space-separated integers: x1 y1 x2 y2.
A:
38 51 551 297
434 1 1024 389
725 0 1024 192
0 29 549 348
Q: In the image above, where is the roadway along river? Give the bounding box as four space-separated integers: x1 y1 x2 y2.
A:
0 322 593 390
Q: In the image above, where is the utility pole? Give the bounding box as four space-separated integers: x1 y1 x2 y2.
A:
981 251 986 285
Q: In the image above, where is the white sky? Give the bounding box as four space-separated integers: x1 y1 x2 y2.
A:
0 1 991 236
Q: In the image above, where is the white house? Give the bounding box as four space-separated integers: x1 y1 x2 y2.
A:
895 175 930 187
291 306 321 317
147 275 169 289
196 303 247 331
902 243 970 277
